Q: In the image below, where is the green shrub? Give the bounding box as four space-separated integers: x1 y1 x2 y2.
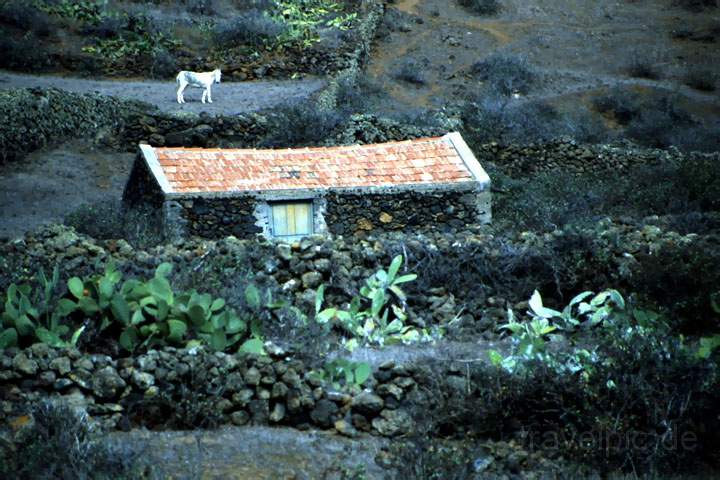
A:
0 35 49 70
395 60 427 85
625 54 662 79
270 0 357 48
308 358 372 392
260 102 346 147
673 0 719 12
0 401 151 479
457 0 501 15
592 87 642 125
684 68 718 91
471 54 535 96
0 0 54 37
213 9 286 48
0 261 267 355
416 300 720 473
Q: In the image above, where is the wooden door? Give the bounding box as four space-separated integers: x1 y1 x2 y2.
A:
271 201 313 240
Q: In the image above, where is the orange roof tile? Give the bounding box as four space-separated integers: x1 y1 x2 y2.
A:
146 134 480 194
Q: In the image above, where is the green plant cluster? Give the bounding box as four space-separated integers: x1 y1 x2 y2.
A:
1 266 84 349
81 13 181 65
308 358 372 392
0 262 265 355
490 288 720 378
272 0 357 48
38 0 106 23
315 255 439 350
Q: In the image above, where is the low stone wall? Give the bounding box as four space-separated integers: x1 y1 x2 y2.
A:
0 344 418 438
325 187 490 237
315 0 385 111
0 87 149 163
477 138 687 176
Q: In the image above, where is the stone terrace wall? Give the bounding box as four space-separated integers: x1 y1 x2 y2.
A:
477 138 687 176
0 344 418 438
0 87 149 163
325 187 489 237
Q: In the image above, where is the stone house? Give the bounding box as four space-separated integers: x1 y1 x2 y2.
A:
122 132 491 240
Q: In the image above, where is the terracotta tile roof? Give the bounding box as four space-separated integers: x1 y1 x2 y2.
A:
147 134 479 194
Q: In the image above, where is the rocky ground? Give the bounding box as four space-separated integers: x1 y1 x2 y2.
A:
364 0 720 119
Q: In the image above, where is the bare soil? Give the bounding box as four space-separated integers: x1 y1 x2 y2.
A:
365 0 720 117
0 142 134 239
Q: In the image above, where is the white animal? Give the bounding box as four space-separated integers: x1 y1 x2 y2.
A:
176 69 221 104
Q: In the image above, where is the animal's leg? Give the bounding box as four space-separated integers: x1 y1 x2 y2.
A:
201 88 207 104
177 82 186 104
207 85 213 103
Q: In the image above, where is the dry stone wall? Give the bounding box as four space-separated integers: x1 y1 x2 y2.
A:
0 344 419 438
478 138 686 176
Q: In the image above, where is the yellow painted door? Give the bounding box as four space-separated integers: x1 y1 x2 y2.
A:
271 202 312 239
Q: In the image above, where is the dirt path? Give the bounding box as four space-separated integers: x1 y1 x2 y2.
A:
0 70 327 115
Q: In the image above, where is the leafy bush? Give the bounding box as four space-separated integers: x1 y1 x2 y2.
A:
625 54 662 79
673 0 719 12
0 35 49 70
149 47 179 79
416 299 720 473
592 87 642 125
460 96 563 145
80 14 126 38
0 0 54 37
626 95 696 148
260 101 346 147
471 54 536 96
395 60 427 85
684 68 718 91
457 0 502 15
0 401 151 479
214 9 286 48
270 0 357 48
183 0 217 15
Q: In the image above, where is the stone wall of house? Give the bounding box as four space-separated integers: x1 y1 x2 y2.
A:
324 187 490 237
122 154 165 210
176 196 263 239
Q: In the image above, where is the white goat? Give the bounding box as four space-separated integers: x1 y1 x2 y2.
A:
176 69 221 104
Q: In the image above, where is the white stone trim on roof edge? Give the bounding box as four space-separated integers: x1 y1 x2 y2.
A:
140 144 173 194
444 132 491 188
